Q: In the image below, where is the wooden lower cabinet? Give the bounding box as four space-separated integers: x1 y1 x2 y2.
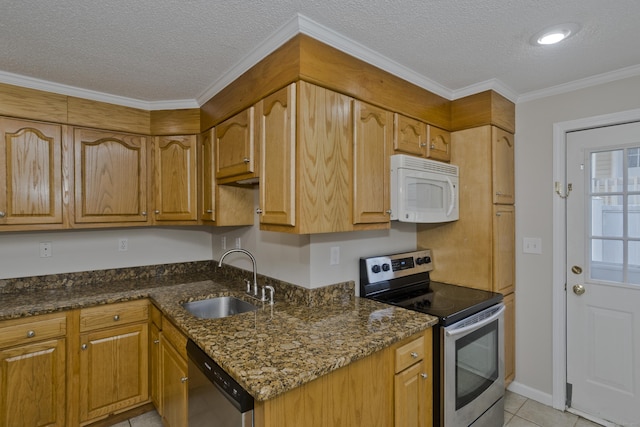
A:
0 312 67 427
159 333 188 427
504 292 515 386
79 322 149 423
394 329 432 427
150 323 162 413
255 328 432 427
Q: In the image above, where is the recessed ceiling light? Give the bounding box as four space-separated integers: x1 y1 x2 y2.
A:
531 23 581 46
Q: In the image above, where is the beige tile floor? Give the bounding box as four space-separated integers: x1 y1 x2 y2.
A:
504 390 603 427
114 391 605 426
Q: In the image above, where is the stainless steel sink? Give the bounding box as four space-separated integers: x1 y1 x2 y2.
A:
182 296 258 319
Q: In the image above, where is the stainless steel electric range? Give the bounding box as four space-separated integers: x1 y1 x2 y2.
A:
360 249 505 427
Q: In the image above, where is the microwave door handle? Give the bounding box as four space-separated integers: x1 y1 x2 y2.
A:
446 177 455 217
445 305 505 337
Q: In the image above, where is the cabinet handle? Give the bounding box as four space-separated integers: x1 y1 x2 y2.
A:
113 315 120 321
26 330 36 338
256 208 263 214
180 377 189 383
153 339 160 344
141 211 147 216
243 157 250 163
81 344 88 350
410 352 418 358
0 211 5 218
421 373 428 379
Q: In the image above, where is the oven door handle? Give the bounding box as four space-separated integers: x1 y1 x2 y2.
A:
445 305 505 337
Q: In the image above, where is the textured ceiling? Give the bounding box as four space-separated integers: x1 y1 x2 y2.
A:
2 0 640 107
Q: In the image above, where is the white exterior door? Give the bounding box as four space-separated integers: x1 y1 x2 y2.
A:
566 121 640 426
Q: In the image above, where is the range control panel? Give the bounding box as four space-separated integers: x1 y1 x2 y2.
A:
361 249 433 284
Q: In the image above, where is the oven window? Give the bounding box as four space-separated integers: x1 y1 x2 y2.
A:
455 319 499 410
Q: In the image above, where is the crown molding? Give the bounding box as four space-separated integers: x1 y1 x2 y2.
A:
0 70 198 110
518 63 640 103
452 78 519 103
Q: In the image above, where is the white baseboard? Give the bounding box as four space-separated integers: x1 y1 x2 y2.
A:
507 381 554 407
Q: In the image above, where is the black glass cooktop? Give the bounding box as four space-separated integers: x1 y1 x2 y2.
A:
372 281 503 327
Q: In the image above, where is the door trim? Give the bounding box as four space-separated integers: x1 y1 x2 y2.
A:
552 107 640 410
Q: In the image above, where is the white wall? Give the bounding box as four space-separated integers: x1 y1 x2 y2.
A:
211 190 417 289
515 74 640 398
0 227 214 279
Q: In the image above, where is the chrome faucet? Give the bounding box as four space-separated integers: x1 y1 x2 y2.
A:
218 249 259 297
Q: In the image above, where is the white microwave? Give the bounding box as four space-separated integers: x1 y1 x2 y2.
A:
390 154 459 223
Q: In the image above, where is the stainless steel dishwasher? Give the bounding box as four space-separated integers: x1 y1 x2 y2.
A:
187 340 254 427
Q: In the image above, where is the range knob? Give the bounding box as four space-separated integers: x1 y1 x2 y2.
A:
382 263 391 272
416 256 432 265
371 264 381 273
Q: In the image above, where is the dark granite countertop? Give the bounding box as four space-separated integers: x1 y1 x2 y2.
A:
0 268 437 401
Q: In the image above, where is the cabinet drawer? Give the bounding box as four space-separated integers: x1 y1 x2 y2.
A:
0 312 67 348
395 335 425 373
80 299 148 332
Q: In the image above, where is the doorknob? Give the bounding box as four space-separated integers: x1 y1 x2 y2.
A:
573 284 586 295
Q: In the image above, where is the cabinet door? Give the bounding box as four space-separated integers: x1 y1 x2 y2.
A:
394 114 427 156
215 107 256 182
200 129 215 222
257 83 296 227
0 338 66 427
493 204 515 295
160 334 188 427
79 323 149 422
152 135 198 222
492 127 515 204
394 361 428 427
503 292 515 386
297 81 352 233
0 118 63 226
73 128 149 224
353 100 392 225
426 125 451 162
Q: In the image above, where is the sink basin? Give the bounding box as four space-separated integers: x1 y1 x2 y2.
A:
182 296 258 319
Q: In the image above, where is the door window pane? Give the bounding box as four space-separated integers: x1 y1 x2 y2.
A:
591 239 623 282
592 196 623 237
591 150 623 193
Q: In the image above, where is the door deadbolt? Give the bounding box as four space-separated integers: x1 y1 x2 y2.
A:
571 266 582 274
572 284 586 295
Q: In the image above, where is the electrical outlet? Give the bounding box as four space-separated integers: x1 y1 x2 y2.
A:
330 246 340 265
235 237 241 249
39 242 52 258
221 236 227 250
523 237 542 254
118 238 128 252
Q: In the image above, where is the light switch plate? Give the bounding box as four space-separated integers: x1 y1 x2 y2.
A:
523 237 542 254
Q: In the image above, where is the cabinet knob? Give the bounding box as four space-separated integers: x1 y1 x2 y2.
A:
421 373 428 379
180 377 189 383
420 142 427 147
430 144 436 149
385 209 392 215
410 352 418 359
153 339 160 344
206 209 213 213
243 157 250 163
154 210 160 214
141 211 147 216
81 344 88 350
113 315 120 321
256 208 263 214
0 211 5 218
26 330 35 338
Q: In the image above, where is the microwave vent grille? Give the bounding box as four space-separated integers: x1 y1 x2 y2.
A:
391 154 458 176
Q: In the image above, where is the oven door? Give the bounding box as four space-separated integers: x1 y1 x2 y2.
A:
443 303 505 427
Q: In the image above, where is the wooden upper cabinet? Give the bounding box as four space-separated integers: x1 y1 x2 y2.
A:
297 81 353 234
0 118 63 226
353 100 392 225
200 129 215 222
151 135 198 223
492 127 515 204
426 125 451 162
257 83 296 227
73 128 149 225
215 107 257 183
394 113 428 156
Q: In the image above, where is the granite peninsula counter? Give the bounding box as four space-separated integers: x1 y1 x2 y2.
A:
0 267 437 402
